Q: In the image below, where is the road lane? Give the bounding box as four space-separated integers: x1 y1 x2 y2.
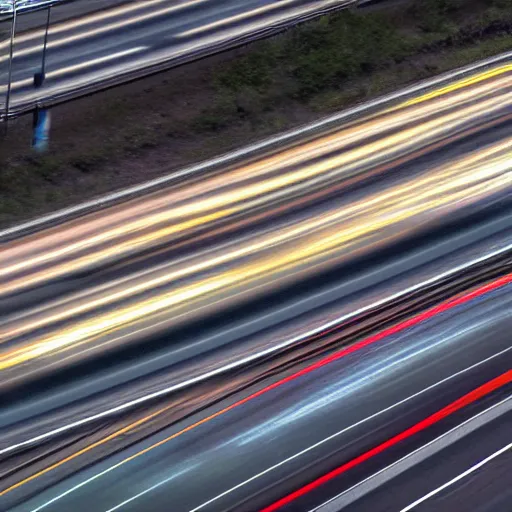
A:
0 0 356 117
4 279 511 511
1 54 511 390
401 440 512 512
1 55 512 511
334 410 512 512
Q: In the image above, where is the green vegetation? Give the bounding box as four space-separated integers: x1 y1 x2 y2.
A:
200 0 512 122
1 0 511 226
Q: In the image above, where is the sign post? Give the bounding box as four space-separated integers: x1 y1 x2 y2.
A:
32 105 50 151
31 5 51 151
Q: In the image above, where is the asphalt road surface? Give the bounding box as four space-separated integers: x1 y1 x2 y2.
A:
0 0 355 116
1 55 511 511
305 403 512 511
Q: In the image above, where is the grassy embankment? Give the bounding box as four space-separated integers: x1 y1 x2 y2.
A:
0 0 511 226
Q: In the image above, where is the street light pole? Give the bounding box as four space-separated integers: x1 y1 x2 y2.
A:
4 0 17 129
37 4 50 83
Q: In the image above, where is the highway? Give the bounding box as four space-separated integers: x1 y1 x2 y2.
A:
0 0 356 117
307 404 512 511
3 272 511 511
341 411 512 512
0 54 511 510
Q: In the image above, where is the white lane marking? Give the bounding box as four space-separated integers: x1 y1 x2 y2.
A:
22 348 512 510
0 0 212 61
186 353 512 511
7 46 148 90
103 463 199 512
312 395 512 511
2 242 511 456
400 441 512 511
1 245 511 456
175 0 300 38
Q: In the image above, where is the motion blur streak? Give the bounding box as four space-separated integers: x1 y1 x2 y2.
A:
260 371 512 512
1 54 512 511
397 62 512 109
3 273 506 500
2 144 511 371
1 58 511 387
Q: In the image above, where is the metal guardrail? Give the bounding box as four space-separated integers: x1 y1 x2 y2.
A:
1 54 512 510
2 49 511 240
0 0 359 120
1 1 62 14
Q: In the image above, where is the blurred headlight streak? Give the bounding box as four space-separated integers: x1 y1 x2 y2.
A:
0 54 511 511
